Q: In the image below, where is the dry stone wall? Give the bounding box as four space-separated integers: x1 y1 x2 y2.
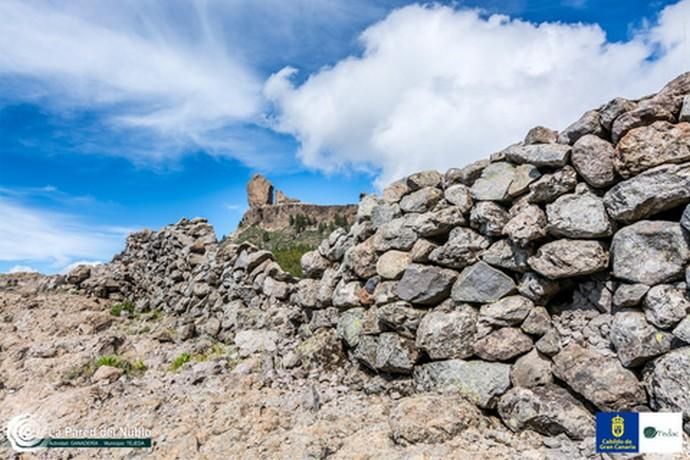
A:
67 72 690 440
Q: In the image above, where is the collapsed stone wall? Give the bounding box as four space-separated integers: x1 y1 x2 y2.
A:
68 72 690 440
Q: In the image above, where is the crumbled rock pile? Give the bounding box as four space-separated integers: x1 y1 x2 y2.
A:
67 73 690 441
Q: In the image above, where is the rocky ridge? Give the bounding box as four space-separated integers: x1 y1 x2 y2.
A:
6 73 690 458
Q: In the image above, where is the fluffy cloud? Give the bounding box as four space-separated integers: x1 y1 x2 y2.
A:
0 198 126 270
266 1 690 187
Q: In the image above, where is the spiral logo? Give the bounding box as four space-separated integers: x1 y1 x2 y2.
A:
6 414 46 452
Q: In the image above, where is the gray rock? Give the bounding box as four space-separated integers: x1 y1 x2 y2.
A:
498 385 594 440
357 194 380 221
511 349 553 388
382 179 410 203
643 284 690 329
473 327 533 361
610 311 673 367
481 239 532 273
603 163 690 223
521 306 551 336
673 316 690 342
527 166 578 204
546 192 613 238
300 250 331 278
444 159 489 187
389 394 481 446
558 110 603 145
332 280 363 308
415 305 477 359
336 307 365 347
469 201 509 237
396 264 457 305
508 164 542 197
503 204 547 247
372 218 418 252
600 97 637 131
611 104 676 144
234 329 278 357
443 184 473 213
371 202 402 229
343 239 378 279
535 328 561 356
400 187 443 213
528 239 609 279
452 262 516 303
615 121 690 178
376 250 412 280
407 170 442 190
428 227 490 269
406 207 465 237
353 335 379 370
373 281 399 305
571 134 616 188
413 359 511 409
682 204 690 232
504 143 571 167
644 347 690 418
572 279 614 313
377 301 425 338
612 283 650 308
611 221 690 285
680 95 690 122
552 343 646 411
470 162 516 201
410 239 437 263
319 228 355 261
524 126 558 145
479 295 533 327
518 271 561 305
236 249 274 272
374 332 420 374
262 277 289 299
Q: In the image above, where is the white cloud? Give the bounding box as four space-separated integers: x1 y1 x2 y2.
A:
266 1 690 188
7 265 38 274
0 198 126 269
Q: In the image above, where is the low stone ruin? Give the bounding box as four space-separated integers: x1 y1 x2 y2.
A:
66 72 690 440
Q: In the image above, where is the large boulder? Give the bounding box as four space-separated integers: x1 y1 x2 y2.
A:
470 162 516 201
498 385 594 440
611 221 690 285
413 359 511 409
451 262 516 303
428 227 490 269
610 311 673 367
546 192 613 238
528 239 609 279
415 305 477 359
643 284 690 329
644 347 690 418
246 174 273 207
396 264 457 305
603 163 690 223
552 343 646 411
503 143 571 167
614 121 690 178
399 187 443 213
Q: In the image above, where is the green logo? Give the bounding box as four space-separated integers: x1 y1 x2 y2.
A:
643 426 657 438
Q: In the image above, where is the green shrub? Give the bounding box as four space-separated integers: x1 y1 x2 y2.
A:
110 300 136 317
170 352 192 371
92 354 146 375
273 244 313 277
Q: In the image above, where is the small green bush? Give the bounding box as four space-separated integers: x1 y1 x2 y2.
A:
170 352 192 371
273 244 313 277
110 300 136 317
91 354 146 375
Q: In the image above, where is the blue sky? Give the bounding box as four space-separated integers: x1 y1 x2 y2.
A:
0 0 688 274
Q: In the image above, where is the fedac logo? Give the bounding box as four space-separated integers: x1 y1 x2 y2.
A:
596 412 639 453
596 412 683 454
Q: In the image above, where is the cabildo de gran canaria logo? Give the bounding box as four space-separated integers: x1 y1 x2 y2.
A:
596 412 683 454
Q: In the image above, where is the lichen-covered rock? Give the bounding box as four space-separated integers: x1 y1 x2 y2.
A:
552 343 646 411
452 262 516 303
503 143 571 167
546 192 612 238
571 134 616 188
336 307 365 347
469 201 509 237
413 359 511 409
470 162 516 201
478 295 533 327
332 280 363 308
444 159 489 187
376 250 412 280
600 97 636 131
481 239 531 273
443 184 474 213
300 250 331 278
528 240 609 279
407 170 443 190
614 121 690 178
406 206 465 237
517 272 561 304
673 316 690 342
643 284 690 329
396 264 457 305
415 305 477 359
473 327 533 361
399 186 443 213
498 385 594 440
603 163 690 223
610 311 673 367
377 301 425 339
612 283 649 308
527 166 578 203
510 349 553 388
644 347 690 418
343 239 378 279
524 126 558 145
611 221 690 285
503 204 547 247
521 306 551 336
558 110 603 145
372 218 418 251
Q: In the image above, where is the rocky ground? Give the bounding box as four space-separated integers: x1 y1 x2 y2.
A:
0 276 601 459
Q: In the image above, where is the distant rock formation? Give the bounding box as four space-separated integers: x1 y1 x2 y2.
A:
247 174 275 207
